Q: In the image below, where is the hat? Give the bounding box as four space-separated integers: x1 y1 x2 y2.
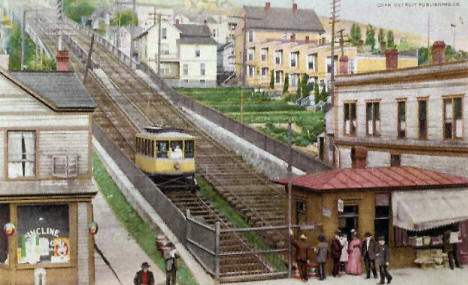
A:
377 236 385 241
299 234 307 241
141 262 150 268
364 232 372 238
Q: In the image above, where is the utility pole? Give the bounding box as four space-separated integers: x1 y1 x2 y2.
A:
21 9 26 70
287 120 293 278
427 14 430 50
130 0 136 59
329 0 340 106
157 13 161 75
242 14 247 86
83 33 95 84
451 24 456 50
240 88 244 124
338 28 345 57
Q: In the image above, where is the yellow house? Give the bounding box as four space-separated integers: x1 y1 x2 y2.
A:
244 39 419 93
234 2 325 85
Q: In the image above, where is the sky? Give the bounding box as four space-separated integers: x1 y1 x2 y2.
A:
231 0 468 51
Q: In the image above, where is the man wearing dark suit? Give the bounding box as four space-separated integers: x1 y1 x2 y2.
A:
331 230 343 277
289 230 314 281
134 262 155 285
444 226 464 270
376 236 392 284
362 232 378 279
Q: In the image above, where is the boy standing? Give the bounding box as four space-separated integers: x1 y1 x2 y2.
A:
376 236 392 284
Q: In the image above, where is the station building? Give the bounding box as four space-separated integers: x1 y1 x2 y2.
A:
276 147 468 271
0 68 97 284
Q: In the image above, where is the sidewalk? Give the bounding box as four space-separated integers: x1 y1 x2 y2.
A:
93 191 166 285
226 267 468 285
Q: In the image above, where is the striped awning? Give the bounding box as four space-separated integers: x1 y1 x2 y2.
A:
392 189 468 231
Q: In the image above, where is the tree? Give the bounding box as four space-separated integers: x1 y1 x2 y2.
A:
301 73 310 98
64 0 95 23
7 23 36 70
283 73 289 94
387 30 395 48
111 9 138 26
296 77 301 100
418 47 429 64
355 25 362 45
378 28 385 45
270 70 274 89
365 24 376 51
320 86 328 102
445 45 455 60
350 23 362 46
314 81 320 104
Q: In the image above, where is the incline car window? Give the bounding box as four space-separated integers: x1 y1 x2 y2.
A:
184 140 194 158
157 141 169 158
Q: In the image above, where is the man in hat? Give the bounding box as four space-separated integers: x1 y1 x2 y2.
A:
443 225 464 270
362 232 378 279
331 230 343 277
376 236 392 284
134 262 155 285
289 229 314 281
164 242 179 285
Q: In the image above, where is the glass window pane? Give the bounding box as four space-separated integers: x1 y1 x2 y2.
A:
184 140 194 158
350 103 356 120
344 104 349 120
17 205 69 264
170 141 183 159
0 205 9 264
455 98 462 119
366 103 373 120
374 103 380 120
444 99 452 122
157 141 168 158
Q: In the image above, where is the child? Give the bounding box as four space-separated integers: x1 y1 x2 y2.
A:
376 236 392 284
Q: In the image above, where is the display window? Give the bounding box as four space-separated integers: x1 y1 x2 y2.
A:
0 204 9 265
17 205 70 265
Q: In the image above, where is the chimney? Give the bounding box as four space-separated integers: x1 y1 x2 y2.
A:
357 39 364 53
351 146 367 169
432 41 446 64
290 34 295 42
385 49 399 70
56 50 70 72
305 36 310 43
265 2 271 11
293 3 298 12
175 19 179 25
339 55 349 74
380 41 386 53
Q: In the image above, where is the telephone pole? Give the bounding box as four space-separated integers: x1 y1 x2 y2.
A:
329 0 340 106
21 9 26 70
338 28 345 57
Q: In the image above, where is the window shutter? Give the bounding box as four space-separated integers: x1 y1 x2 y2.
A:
52 156 67 178
67 155 78 177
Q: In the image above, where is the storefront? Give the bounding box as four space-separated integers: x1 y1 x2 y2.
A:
276 148 468 271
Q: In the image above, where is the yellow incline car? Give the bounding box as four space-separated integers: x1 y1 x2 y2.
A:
135 126 198 191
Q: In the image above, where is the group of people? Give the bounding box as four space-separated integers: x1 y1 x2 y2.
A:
134 242 179 285
290 229 392 284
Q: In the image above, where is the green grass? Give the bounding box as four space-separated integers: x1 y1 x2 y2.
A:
92 153 198 285
198 176 287 272
175 87 324 146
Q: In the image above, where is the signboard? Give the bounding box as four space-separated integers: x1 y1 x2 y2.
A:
338 199 344 213
322 208 331 218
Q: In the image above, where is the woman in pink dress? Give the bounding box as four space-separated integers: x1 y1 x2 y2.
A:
346 231 362 275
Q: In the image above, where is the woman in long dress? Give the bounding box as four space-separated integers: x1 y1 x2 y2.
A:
339 232 349 272
346 231 362 275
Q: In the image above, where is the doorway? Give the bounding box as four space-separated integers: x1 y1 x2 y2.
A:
457 220 468 264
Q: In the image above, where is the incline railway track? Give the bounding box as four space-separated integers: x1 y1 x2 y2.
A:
30 14 287 280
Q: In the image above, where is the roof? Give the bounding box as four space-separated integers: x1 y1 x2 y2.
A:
178 37 217 45
275 167 468 192
243 6 324 33
176 24 212 37
10 71 96 112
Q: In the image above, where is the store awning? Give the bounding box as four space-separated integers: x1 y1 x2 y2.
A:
392 189 468 231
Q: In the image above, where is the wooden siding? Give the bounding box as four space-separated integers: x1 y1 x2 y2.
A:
38 130 90 177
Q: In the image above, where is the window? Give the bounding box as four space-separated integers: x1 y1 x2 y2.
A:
184 140 194 158
17 205 69 264
248 48 255 61
290 52 298 68
274 50 282 65
261 48 268 62
418 99 428 139
338 205 359 240
160 44 169 55
157 141 169 158
375 194 390 243
275 70 283 84
327 56 338 74
295 200 307 225
162 27 167 40
183 64 188 76
343 102 357 136
170 141 183 159
307 54 317 71
246 65 254 77
200 79 205 84
0 205 9 264
443 96 463 139
52 155 78 178
200 63 205 76
212 28 216 38
195 46 200 57
8 131 35 178
397 100 406 138
261 67 268 79
290 74 299 87
391 154 401 167
366 102 381 136
248 30 254 43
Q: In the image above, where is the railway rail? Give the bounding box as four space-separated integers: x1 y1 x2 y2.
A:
29 14 288 280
